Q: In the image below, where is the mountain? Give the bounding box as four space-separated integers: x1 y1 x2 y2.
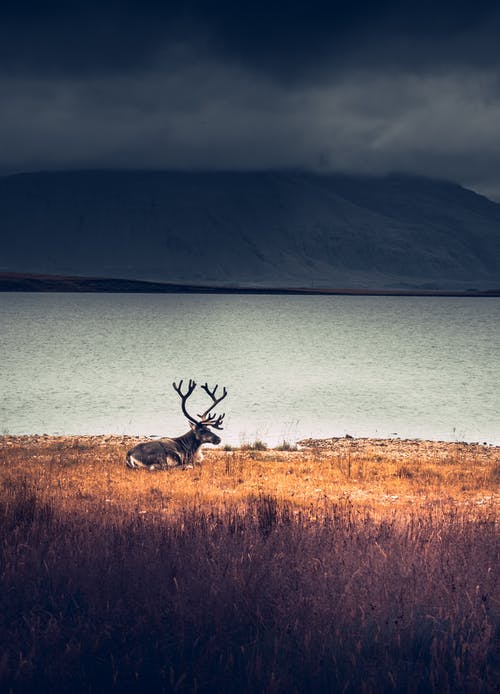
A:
1 170 499 290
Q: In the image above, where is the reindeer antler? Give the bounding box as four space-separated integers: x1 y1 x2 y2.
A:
172 379 198 424
173 379 228 429
198 382 227 426
199 383 227 416
200 412 225 430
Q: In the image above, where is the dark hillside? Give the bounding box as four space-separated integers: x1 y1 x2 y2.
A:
1 170 499 289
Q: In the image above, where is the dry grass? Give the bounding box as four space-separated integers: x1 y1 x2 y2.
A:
1 435 498 516
0 435 499 692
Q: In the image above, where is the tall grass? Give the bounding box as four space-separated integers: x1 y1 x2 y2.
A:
0 436 499 692
0 478 498 692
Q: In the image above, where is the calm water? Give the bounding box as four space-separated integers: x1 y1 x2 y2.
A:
1 293 499 446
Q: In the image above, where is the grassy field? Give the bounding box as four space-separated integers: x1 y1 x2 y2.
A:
0 435 499 692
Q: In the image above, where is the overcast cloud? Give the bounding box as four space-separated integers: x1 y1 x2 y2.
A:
2 1 500 198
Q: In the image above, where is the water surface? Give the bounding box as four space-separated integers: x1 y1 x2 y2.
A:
1 293 499 445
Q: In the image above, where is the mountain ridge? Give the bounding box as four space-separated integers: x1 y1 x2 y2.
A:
1 169 499 290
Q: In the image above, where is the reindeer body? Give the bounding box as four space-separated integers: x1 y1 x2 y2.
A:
126 380 226 471
126 424 221 470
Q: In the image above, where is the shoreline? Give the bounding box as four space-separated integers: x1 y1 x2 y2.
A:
1 272 499 296
3 432 499 456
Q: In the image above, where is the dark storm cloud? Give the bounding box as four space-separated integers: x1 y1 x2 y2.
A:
3 0 500 79
2 1 500 198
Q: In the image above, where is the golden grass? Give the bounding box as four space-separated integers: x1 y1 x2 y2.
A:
0 435 499 693
1 435 498 518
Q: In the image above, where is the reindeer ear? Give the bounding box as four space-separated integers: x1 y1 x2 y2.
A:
188 421 196 430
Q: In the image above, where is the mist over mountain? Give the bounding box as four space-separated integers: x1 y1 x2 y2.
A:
1 170 499 290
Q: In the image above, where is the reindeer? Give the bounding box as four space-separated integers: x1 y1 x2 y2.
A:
126 379 227 470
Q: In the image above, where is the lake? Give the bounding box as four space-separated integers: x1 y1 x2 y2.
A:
1 293 499 446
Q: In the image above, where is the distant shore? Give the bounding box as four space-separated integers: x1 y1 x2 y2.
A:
1 272 499 296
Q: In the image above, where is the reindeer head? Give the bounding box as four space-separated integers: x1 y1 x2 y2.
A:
189 421 222 445
173 379 228 445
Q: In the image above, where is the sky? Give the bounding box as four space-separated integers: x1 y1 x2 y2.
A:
2 1 500 199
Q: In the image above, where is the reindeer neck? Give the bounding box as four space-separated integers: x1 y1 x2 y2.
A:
174 429 202 451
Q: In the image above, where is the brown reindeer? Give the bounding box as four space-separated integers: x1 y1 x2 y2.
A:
126 380 227 470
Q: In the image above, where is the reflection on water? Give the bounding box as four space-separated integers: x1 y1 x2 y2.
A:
1 293 499 445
